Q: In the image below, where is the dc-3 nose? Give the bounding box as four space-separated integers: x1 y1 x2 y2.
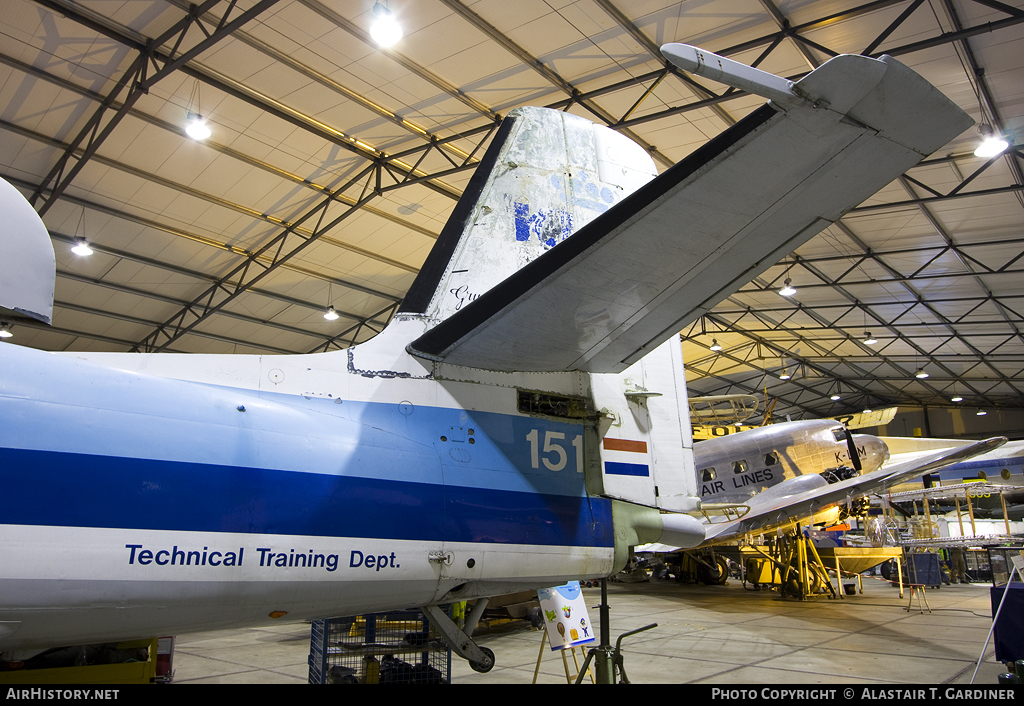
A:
854 434 890 473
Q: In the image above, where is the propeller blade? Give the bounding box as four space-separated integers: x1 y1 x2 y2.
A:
845 427 862 472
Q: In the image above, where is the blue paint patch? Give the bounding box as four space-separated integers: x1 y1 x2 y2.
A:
605 462 650 477
514 202 532 241
514 202 574 248
568 171 617 215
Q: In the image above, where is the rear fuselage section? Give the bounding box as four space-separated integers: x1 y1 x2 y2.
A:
0 320 617 652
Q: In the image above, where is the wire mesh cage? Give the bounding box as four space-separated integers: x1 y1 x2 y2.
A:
309 611 451 684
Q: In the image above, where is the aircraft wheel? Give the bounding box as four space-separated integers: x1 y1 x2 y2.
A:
469 647 495 673
782 577 801 598
713 556 730 585
697 556 726 585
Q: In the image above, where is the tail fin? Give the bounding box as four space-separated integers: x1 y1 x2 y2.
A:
399 107 656 323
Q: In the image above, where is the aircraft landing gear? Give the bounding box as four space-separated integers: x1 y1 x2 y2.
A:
420 604 495 673
685 549 730 585
779 523 838 600
469 646 495 673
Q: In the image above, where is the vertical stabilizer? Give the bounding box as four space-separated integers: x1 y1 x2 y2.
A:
400 107 656 324
591 337 699 513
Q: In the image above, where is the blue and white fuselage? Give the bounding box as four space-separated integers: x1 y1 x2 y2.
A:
0 318 624 652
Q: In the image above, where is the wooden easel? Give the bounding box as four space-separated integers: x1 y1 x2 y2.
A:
532 630 595 684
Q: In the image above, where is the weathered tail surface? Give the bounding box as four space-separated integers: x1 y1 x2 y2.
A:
399 106 657 323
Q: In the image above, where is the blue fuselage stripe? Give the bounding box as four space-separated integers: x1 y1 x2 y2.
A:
604 461 649 477
0 448 613 547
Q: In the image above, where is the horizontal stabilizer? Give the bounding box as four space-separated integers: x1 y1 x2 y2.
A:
409 51 971 373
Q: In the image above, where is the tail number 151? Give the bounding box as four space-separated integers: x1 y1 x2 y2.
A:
526 429 584 472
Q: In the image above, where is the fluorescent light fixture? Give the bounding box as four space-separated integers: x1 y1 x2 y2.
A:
974 125 1008 158
185 112 211 140
0 323 11 339
71 238 93 256
323 306 340 321
863 331 877 345
915 369 929 379
779 278 796 297
710 339 722 351
370 2 402 46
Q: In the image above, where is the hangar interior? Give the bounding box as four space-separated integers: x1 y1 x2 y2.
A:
0 0 1022 686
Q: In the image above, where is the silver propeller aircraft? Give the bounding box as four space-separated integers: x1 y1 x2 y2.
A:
0 44 1001 669
695 419 889 506
643 418 1003 553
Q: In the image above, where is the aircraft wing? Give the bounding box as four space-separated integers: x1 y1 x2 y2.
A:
409 51 972 373
701 436 1007 544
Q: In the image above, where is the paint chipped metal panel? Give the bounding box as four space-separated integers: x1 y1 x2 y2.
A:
422 107 655 325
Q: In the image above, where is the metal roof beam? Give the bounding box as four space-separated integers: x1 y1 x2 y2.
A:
587 6 1024 132
54 299 300 355
2 171 402 306
0 53 443 242
590 0 737 129
165 0 486 169
29 0 282 216
131 164 386 353
48 231 388 327
439 0 679 169
33 0 467 204
307 302 400 354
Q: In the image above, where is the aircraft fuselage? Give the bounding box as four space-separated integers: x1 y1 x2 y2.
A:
0 319 627 654
694 420 889 504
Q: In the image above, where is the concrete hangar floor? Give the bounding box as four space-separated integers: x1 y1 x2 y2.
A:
170 579 1006 685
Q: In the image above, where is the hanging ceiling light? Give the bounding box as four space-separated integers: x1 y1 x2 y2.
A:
184 78 212 140
0 322 12 339
830 393 841 401
370 2 403 47
915 368 929 379
974 124 1008 158
709 338 722 351
71 237 93 256
779 370 791 380
185 112 212 140
977 410 988 416
71 209 93 256
951 395 963 403
779 278 796 297
323 305 340 321
863 331 877 345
